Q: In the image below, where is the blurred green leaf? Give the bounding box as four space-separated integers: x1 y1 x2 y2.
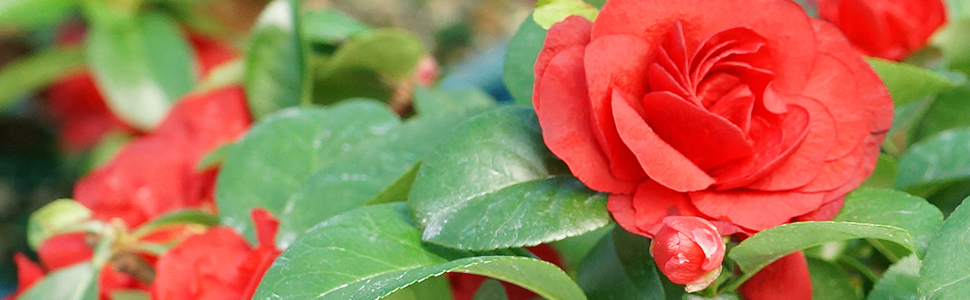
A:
86 11 195 130
195 142 233 172
933 20 970 74
883 98 933 156
311 66 392 105
472 280 509 300
27 199 91 249
503 13 545 107
245 0 306 119
919 196 970 299
0 47 84 111
412 86 494 118
576 228 665 300
322 28 425 81
301 8 370 45
408 107 611 251
833 188 943 258
533 0 598 30
0 0 76 29
868 255 919 300
110 290 149 300
195 59 244 94
914 85 970 142
215 101 399 244
861 155 899 189
729 222 915 274
18 262 98 300
896 127 970 190
866 58 960 107
254 203 586 300
807 258 862 300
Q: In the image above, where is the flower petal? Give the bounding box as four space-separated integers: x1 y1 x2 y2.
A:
534 16 593 110
739 252 812 300
689 189 824 231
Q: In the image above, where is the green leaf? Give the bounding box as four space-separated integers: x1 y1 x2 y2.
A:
552 224 613 272
868 255 919 300
322 28 425 81
729 222 915 274
472 280 509 300
896 127 970 190
215 101 400 243
807 258 862 300
110 290 149 300
86 11 196 130
883 98 933 157
866 58 960 106
27 199 92 249
383 276 453 300
195 58 244 94
17 262 98 300
245 0 306 119
0 0 76 29
534 0 598 29
254 203 586 300
195 142 234 171
914 85 970 142
130 210 219 238
408 106 611 250
311 66 393 105
412 86 495 118
503 13 545 106
833 188 944 258
576 228 665 300
919 196 970 299
861 155 899 189
0 47 84 111
301 9 370 44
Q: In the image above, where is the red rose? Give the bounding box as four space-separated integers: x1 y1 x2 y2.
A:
74 87 251 227
650 216 724 292
152 209 281 300
533 0 892 237
817 0 947 61
448 245 564 300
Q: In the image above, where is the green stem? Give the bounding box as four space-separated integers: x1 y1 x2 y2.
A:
866 238 901 263
719 270 757 293
839 256 880 283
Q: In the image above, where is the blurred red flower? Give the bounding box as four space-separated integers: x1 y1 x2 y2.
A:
817 0 947 61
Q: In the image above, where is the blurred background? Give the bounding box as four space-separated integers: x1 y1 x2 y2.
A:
0 0 537 295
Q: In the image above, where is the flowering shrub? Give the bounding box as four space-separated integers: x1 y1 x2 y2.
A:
2 0 970 299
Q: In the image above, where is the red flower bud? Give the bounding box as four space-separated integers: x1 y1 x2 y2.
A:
650 216 724 292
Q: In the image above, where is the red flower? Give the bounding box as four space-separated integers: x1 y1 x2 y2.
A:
533 0 892 237
152 209 282 300
2 254 43 300
44 32 238 150
817 0 947 61
650 216 724 292
448 245 564 300
73 87 251 228
738 252 812 300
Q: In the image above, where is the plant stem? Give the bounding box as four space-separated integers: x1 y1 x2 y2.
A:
839 256 880 283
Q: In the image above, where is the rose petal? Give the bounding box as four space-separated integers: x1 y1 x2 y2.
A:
746 97 836 191
712 104 811 189
534 16 593 110
628 181 706 236
689 189 825 231
612 90 715 192
739 252 812 300
251 208 281 248
537 47 638 194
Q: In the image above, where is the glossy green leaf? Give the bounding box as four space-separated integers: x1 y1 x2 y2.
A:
27 199 92 249
533 0 598 29
86 11 195 130
503 13 545 106
915 85 970 142
215 101 400 242
18 262 98 300
866 58 959 106
0 47 84 111
322 28 425 81
409 107 611 250
919 196 970 299
254 203 586 300
472 280 509 300
245 0 306 119
0 0 76 29
896 127 970 190
130 210 219 238
861 155 899 189
301 9 370 44
729 222 915 274
833 188 943 258
577 228 665 300
807 258 861 300
868 255 919 300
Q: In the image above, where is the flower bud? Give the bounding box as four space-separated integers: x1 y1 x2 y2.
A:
650 216 725 292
